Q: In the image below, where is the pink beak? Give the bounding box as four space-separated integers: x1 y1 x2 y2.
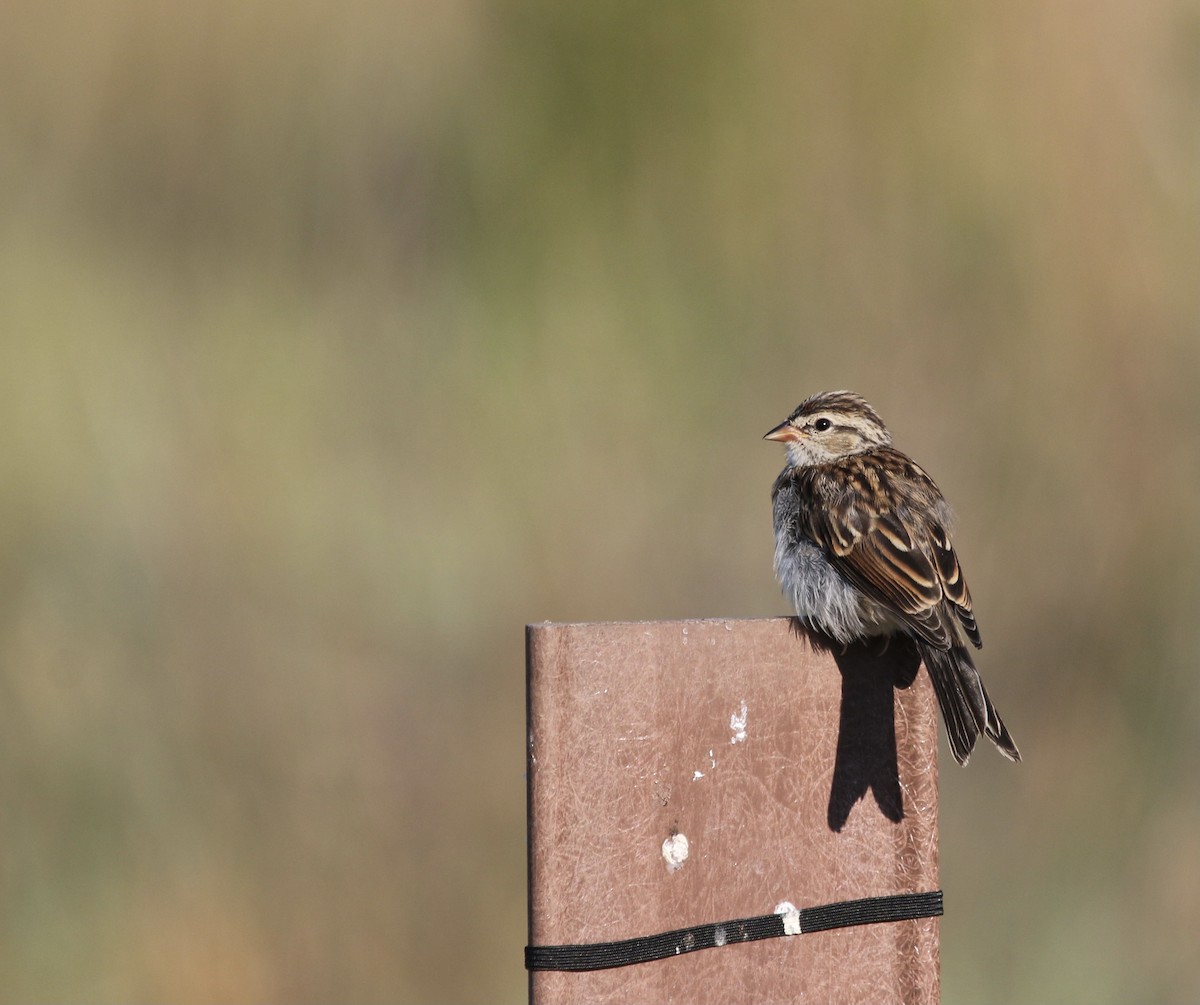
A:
763 420 800 442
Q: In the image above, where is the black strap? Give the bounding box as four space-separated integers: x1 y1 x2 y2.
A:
526 890 943 972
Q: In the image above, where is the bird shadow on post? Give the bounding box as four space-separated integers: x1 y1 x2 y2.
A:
794 624 922 832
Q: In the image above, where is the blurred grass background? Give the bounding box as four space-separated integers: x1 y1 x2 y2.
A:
2 0 1199 1001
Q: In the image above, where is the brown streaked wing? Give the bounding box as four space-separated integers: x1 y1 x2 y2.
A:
799 468 954 649
930 521 982 648
857 515 942 614
830 530 954 650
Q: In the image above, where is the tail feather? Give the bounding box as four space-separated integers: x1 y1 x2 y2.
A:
919 643 1021 766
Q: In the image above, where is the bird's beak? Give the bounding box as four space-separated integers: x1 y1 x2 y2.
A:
763 420 800 442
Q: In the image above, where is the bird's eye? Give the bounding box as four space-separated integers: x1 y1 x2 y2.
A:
813 418 832 432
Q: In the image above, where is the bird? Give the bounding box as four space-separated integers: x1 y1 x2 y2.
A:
765 390 1020 765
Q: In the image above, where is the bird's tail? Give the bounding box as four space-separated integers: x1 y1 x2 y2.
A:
918 643 1021 766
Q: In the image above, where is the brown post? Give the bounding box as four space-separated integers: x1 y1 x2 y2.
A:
526 617 940 1004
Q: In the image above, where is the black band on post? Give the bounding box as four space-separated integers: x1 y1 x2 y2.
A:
525 890 943 972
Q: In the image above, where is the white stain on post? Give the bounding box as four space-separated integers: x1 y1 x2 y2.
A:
662 832 689 873
775 900 802 936
730 700 748 744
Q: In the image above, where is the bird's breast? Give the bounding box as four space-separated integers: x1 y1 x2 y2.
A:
771 486 903 644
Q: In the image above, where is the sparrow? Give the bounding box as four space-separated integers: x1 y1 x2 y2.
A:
765 390 1020 765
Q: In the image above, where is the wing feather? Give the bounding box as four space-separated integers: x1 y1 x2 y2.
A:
797 450 981 651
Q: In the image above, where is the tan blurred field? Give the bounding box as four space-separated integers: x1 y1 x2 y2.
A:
2 1 1198 1001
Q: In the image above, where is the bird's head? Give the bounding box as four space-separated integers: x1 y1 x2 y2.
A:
764 391 892 467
